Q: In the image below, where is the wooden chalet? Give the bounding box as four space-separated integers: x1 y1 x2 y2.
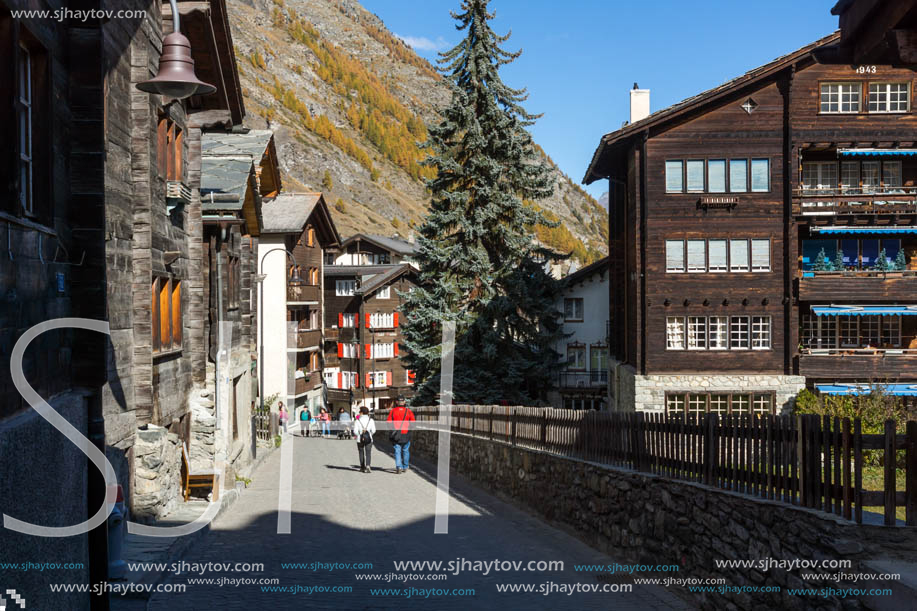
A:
586 30 917 413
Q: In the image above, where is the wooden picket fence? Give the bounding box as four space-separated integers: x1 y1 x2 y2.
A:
253 409 277 442
400 406 917 527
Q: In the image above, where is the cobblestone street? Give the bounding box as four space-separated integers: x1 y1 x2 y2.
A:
146 435 690 610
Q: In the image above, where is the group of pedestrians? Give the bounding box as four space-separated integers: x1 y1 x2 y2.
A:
351 396 416 474
275 396 416 474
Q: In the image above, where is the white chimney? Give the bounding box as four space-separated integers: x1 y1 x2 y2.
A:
630 82 650 124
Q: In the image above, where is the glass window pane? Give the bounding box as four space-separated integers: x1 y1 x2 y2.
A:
708 239 727 271
687 240 706 272
862 161 880 192
708 160 726 192
883 161 902 189
840 161 859 193
730 239 749 271
666 317 685 350
751 239 770 272
686 160 705 192
751 159 769 192
861 239 879 267
665 160 683 192
729 159 747 192
709 316 728 350
665 240 685 272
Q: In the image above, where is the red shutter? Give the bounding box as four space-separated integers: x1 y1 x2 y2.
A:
394 342 399 356
365 343 371 359
386 371 392 387
337 342 343 358
393 312 399 327
365 313 371 328
354 374 359 388
338 313 344 328
337 372 342 389
366 373 371 388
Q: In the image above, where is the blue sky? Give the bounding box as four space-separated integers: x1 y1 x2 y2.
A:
362 0 840 198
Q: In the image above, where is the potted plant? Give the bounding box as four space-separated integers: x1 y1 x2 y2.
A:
832 248 846 274
875 248 903 277
813 247 834 274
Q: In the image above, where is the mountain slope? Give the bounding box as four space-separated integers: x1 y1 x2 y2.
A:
228 0 607 262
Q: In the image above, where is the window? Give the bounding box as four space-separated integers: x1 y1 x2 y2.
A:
707 159 726 193
729 159 747 192
820 82 860 113
590 347 608 372
686 160 705 192
839 316 859 347
665 240 685 272
665 160 683 192
152 276 182 354
802 314 836 349
369 312 394 328
667 392 775 416
336 280 356 296
157 117 183 181
566 345 586 369
730 316 749 349
406 369 416 385
868 83 909 113
883 161 902 189
861 315 880 346
341 312 356 328
18 43 32 215
751 316 771 349
228 255 240 309
310 352 319 372
367 371 389 388
666 317 685 350
709 316 728 350
802 162 837 194
308 267 319 285
686 240 706 272
840 161 859 193
751 239 770 272
307 227 315 247
373 343 395 359
564 297 584 321
377 286 391 300
708 239 727 272
882 316 901 347
340 342 358 358
687 317 707 350
861 161 880 192
730 239 749 272
750 159 769 192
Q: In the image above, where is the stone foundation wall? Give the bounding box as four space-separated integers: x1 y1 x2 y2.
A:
610 362 805 414
132 424 182 521
408 427 916 610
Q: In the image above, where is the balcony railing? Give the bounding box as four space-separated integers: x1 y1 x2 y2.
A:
558 370 608 388
800 269 917 278
793 187 917 216
293 329 321 350
289 375 311 396
799 347 917 356
287 283 320 303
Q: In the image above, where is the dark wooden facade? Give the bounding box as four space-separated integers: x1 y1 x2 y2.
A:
323 265 417 413
587 30 917 409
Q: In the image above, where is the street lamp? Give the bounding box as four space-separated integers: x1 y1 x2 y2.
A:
136 0 216 98
257 248 299 415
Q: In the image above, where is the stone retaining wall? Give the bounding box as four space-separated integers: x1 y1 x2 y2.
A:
132 424 182 521
408 427 916 610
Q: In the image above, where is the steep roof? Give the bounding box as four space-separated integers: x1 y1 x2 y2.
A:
356 264 416 296
200 157 251 212
564 256 609 286
261 193 322 233
202 129 274 159
583 32 841 184
340 233 417 255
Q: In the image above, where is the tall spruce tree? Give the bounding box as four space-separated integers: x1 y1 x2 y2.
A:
401 0 565 405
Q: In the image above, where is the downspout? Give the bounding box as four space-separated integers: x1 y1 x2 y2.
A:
639 131 649 376
215 216 226 431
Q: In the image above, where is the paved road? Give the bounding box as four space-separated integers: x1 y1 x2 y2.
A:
148 434 692 610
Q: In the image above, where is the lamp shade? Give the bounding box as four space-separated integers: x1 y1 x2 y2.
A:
136 32 216 98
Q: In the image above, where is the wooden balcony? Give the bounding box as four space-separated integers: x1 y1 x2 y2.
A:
798 349 917 378
798 270 917 301
292 329 321 350
287 283 320 304
290 375 312 397
792 187 917 217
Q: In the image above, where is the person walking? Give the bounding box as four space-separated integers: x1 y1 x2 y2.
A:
387 396 416 474
278 402 288 434
319 407 331 438
299 407 311 437
353 406 375 473
337 408 352 439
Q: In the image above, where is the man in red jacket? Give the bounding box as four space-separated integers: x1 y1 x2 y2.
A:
387 396 415 474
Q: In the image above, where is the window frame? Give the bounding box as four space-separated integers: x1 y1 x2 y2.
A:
665 160 684 193
750 158 770 192
819 81 861 114
335 279 356 296
685 160 705 193
152 275 183 356
566 344 587 370
729 159 748 193
665 239 685 273
665 391 776 416
564 297 584 322
377 286 391 300
867 82 910 113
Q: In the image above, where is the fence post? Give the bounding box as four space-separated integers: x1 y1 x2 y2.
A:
703 413 718 486
251 416 257 460
511 407 517 447
541 409 548 450
471 406 476 438
906 420 916 527
796 415 805 506
489 405 494 441
884 419 896 526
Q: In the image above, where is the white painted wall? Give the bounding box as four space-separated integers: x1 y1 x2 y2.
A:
556 273 609 367
258 235 289 410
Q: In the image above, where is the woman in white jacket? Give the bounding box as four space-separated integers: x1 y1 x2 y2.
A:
352 406 376 473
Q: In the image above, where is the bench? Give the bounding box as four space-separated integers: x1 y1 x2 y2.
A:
181 442 220 502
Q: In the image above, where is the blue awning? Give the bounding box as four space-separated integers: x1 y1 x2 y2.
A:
810 226 917 234
838 148 917 156
811 305 917 316
816 383 917 396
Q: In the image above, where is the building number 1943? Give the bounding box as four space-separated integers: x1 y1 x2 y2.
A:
855 65 877 74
